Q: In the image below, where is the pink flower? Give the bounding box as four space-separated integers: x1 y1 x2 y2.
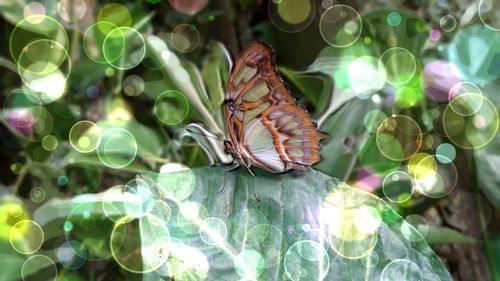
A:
6 109 36 135
422 60 462 102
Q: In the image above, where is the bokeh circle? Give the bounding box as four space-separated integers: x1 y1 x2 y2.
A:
21 255 57 281
171 24 200 53
97 128 138 168
154 90 190 126
376 115 423 161
378 47 417 85
103 27 146 70
268 0 315 33
69 121 102 153
284 240 329 280
10 220 44 254
320 5 362 47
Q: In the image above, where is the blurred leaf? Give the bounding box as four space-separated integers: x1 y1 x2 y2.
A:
306 55 359 120
98 120 162 158
474 83 500 208
131 11 155 34
475 140 500 208
448 25 499 84
201 41 231 107
361 11 428 55
201 41 231 128
141 166 452 281
278 67 333 116
486 235 500 281
0 244 26 281
0 255 23 281
145 35 224 136
143 68 181 99
182 60 210 109
315 99 375 180
60 119 162 173
424 226 477 244
0 214 56 281
69 55 107 95
64 150 149 174
0 0 26 26
56 272 87 281
34 193 139 226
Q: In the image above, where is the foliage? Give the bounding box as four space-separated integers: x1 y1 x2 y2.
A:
0 0 499 280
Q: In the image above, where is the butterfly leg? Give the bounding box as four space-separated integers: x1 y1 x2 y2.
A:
219 164 240 193
241 163 260 201
252 175 260 201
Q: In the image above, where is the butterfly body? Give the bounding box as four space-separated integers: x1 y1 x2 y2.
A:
224 41 327 174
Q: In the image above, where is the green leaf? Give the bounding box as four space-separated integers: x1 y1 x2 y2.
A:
0 245 26 281
278 67 333 117
306 55 359 119
475 140 500 208
0 210 56 281
315 99 376 180
486 235 500 281
182 59 211 109
144 35 224 136
140 166 452 281
201 41 231 129
98 120 162 159
68 54 107 95
34 193 139 226
424 226 477 244
0 0 26 26
474 83 500 208
143 68 181 99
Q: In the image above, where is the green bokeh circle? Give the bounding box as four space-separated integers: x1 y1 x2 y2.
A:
96 127 138 168
9 15 68 65
378 47 417 85
83 21 120 64
320 5 362 48
102 27 146 70
154 90 190 126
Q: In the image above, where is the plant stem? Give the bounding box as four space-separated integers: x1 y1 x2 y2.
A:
0 56 18 74
155 118 182 163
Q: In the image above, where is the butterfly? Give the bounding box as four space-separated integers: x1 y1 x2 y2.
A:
223 41 328 176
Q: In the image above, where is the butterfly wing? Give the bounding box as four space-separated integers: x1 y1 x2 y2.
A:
225 41 327 173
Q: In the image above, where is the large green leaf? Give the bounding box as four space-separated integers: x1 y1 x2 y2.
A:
140 166 452 281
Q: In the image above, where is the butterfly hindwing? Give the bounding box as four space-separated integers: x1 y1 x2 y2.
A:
261 104 326 171
225 41 327 173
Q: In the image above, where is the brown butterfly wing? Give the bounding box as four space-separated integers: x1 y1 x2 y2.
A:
225 41 327 173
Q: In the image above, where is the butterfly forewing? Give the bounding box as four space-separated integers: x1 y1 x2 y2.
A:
225 41 327 173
